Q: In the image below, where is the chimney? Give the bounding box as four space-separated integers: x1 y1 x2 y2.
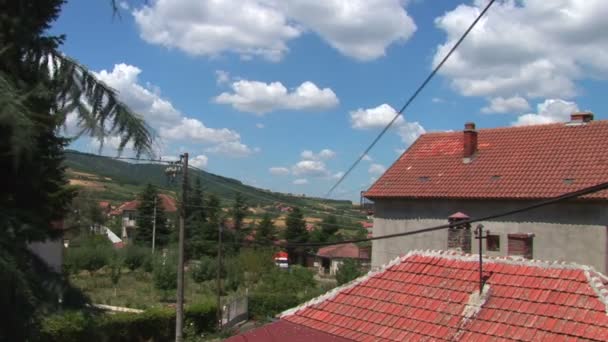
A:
463 122 477 163
570 111 594 123
448 212 472 253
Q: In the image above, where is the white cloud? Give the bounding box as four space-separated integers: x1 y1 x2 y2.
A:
368 163 387 176
255 123 265 129
481 96 531 114
215 70 231 85
269 167 290 176
331 171 345 180
275 0 416 61
431 97 444 103
132 0 416 61
133 0 299 61
95 63 254 158
434 1 608 99
351 103 425 146
119 1 129 10
215 80 338 115
300 149 335 161
293 178 308 185
292 160 328 177
361 154 373 162
350 103 404 129
397 121 426 146
190 154 209 169
204 141 259 157
512 99 579 126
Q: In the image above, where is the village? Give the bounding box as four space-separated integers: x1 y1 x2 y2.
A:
4 1 608 341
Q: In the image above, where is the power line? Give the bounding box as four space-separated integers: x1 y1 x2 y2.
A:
325 0 497 197
291 180 608 248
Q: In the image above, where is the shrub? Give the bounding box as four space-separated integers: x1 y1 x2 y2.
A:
248 292 300 320
191 256 216 283
39 304 217 342
64 235 113 273
335 259 362 286
153 253 177 300
123 245 150 271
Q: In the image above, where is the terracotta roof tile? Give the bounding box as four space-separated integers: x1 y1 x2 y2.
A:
235 250 608 341
365 121 608 200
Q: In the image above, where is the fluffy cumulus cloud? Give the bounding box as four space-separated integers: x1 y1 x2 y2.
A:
300 149 335 161
350 103 426 146
132 0 415 61
368 163 387 176
95 63 255 157
189 155 209 169
293 178 309 185
269 167 290 176
204 142 259 158
434 0 608 99
215 80 338 115
292 160 328 177
481 96 531 114
512 99 579 126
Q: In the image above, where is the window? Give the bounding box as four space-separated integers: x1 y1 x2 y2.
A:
486 235 500 251
508 234 534 259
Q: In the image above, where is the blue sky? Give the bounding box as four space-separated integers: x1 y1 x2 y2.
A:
53 0 608 201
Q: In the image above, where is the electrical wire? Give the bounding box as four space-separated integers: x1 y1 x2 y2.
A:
288 180 608 248
325 0 497 197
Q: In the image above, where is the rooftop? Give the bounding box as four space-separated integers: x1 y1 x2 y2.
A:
230 250 608 341
365 120 608 200
316 243 369 260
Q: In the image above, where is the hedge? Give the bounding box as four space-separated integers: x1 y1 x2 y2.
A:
248 292 301 320
39 302 216 342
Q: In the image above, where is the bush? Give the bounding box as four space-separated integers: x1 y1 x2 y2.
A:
335 259 362 286
123 245 150 271
191 256 216 283
248 292 300 320
153 253 177 299
39 304 217 342
64 236 113 273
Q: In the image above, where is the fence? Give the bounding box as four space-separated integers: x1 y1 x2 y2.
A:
221 295 248 328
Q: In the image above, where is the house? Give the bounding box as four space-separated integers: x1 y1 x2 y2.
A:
228 250 608 341
28 220 65 273
364 112 608 272
98 201 112 216
314 243 371 275
110 193 178 240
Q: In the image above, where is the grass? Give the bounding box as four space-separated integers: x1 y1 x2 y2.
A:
70 268 217 310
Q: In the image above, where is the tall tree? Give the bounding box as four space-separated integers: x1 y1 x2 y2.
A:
230 192 248 251
0 1 153 338
186 177 206 259
285 207 308 265
134 184 169 248
254 213 277 247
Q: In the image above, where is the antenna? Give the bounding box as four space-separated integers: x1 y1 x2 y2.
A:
474 224 489 293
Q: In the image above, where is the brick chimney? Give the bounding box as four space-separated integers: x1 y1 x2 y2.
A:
463 122 477 163
448 212 472 253
570 111 594 123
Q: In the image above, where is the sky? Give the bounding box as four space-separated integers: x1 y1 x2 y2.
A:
52 0 608 201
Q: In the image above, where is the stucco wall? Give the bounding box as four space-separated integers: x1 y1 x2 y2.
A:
371 199 608 273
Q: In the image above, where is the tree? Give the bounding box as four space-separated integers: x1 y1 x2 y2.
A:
320 215 339 240
230 192 249 251
153 253 177 301
134 184 169 249
335 259 362 286
284 207 308 265
1 1 153 338
186 177 206 259
254 213 277 247
109 253 123 297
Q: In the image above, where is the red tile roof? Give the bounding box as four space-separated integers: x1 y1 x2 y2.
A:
365 121 608 200
235 250 608 341
226 320 352 342
360 221 373 229
316 243 368 260
111 194 178 215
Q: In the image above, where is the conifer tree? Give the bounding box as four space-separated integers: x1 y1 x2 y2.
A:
254 213 277 247
134 184 169 248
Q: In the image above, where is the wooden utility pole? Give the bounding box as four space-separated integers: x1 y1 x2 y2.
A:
152 196 157 254
175 153 188 342
216 222 223 331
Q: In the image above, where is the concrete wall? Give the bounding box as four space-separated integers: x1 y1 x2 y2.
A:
371 199 608 273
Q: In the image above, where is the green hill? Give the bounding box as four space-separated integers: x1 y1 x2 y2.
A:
63 150 356 216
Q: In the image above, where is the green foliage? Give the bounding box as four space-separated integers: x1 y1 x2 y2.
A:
256 266 315 294
153 253 177 299
254 213 277 247
40 303 217 342
134 184 169 248
64 235 113 273
238 248 275 284
336 259 363 286
285 207 308 243
191 256 217 283
248 292 300 320
122 244 150 271
109 255 122 295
